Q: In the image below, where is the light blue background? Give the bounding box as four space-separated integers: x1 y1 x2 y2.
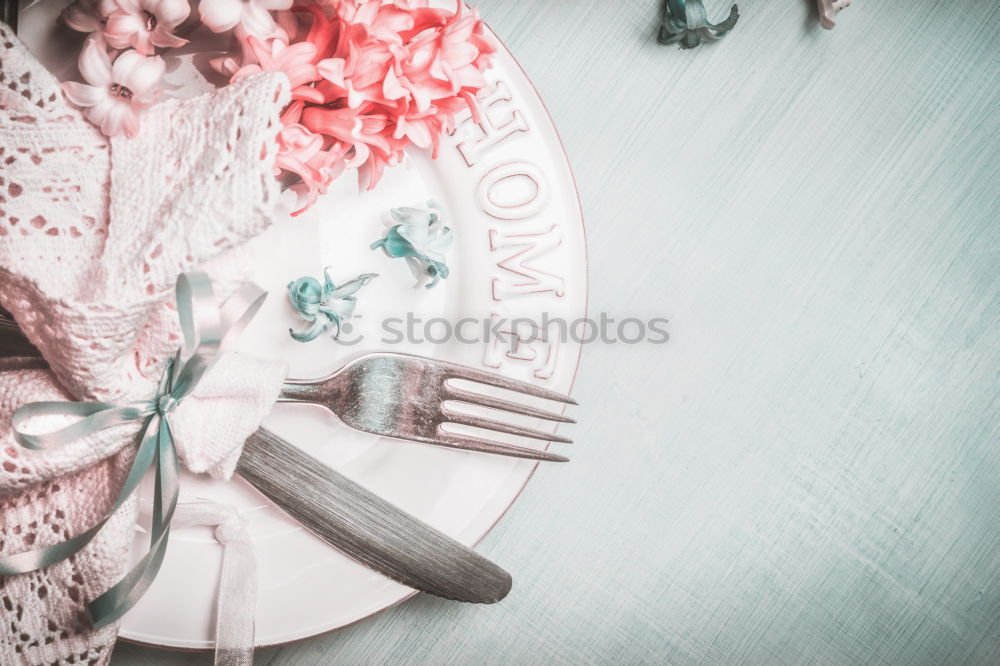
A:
118 0 1000 663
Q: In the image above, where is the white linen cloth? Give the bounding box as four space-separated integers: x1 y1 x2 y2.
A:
0 23 290 664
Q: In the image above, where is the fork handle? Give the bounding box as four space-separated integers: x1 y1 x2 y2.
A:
277 378 340 405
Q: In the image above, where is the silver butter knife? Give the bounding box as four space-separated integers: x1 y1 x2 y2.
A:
238 427 511 603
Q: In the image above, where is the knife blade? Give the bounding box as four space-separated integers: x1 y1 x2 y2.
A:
237 427 512 603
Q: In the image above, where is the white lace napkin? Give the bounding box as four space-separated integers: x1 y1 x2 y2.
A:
0 23 290 664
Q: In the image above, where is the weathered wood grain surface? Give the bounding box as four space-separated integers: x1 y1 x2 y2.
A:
116 0 1000 663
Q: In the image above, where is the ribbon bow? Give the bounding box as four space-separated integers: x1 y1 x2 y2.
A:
0 272 266 628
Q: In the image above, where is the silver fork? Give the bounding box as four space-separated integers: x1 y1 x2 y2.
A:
279 352 576 462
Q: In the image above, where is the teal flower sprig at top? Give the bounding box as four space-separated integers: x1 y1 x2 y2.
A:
658 0 739 48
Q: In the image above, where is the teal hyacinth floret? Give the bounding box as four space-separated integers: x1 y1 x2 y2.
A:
287 268 377 342
658 0 739 48
371 202 453 289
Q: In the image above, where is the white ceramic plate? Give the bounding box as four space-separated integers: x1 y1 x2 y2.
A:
21 2 586 649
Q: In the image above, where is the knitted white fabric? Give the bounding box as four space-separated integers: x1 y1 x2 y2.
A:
0 24 291 664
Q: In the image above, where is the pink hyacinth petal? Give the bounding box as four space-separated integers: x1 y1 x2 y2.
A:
243 35 276 68
382 67 408 100
64 0 105 32
428 123 442 159
408 80 432 112
150 29 189 49
296 4 338 61
459 89 481 124
346 82 364 109
359 154 386 191
280 123 323 152
82 97 115 130
98 99 137 137
301 107 358 145
240 1 281 38
209 55 242 77
62 81 106 107
345 140 369 169
113 0 141 13
279 99 305 125
105 12 153 52
453 64 486 89
199 0 243 33
146 0 191 27
293 86 326 104
397 117 431 148
282 41 319 62
78 36 113 88
121 107 141 137
99 0 124 15
112 50 165 99
317 58 346 87
236 37 322 98
281 49 320 85
274 9 300 42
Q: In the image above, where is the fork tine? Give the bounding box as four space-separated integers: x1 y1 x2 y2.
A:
444 387 576 423
433 433 569 462
441 411 573 444
440 363 577 404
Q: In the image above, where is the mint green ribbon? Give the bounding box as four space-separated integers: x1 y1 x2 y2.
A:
0 272 266 628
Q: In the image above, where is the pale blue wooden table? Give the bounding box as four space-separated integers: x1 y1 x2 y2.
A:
116 1 1000 663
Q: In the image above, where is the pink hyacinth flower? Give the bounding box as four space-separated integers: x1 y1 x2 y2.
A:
62 37 164 138
63 0 117 32
104 0 191 55
309 0 494 190
258 0 496 202
274 102 348 215
232 35 324 103
199 0 293 39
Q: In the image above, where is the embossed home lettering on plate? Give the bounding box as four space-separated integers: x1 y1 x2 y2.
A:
452 79 568 379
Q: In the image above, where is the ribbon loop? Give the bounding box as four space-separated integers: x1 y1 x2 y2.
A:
0 271 267 628
171 501 257 666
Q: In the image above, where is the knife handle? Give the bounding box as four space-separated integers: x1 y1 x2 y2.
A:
2 1 18 34
236 427 512 604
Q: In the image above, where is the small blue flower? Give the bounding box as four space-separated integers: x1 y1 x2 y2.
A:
371 202 453 289
287 269 378 343
658 0 738 48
